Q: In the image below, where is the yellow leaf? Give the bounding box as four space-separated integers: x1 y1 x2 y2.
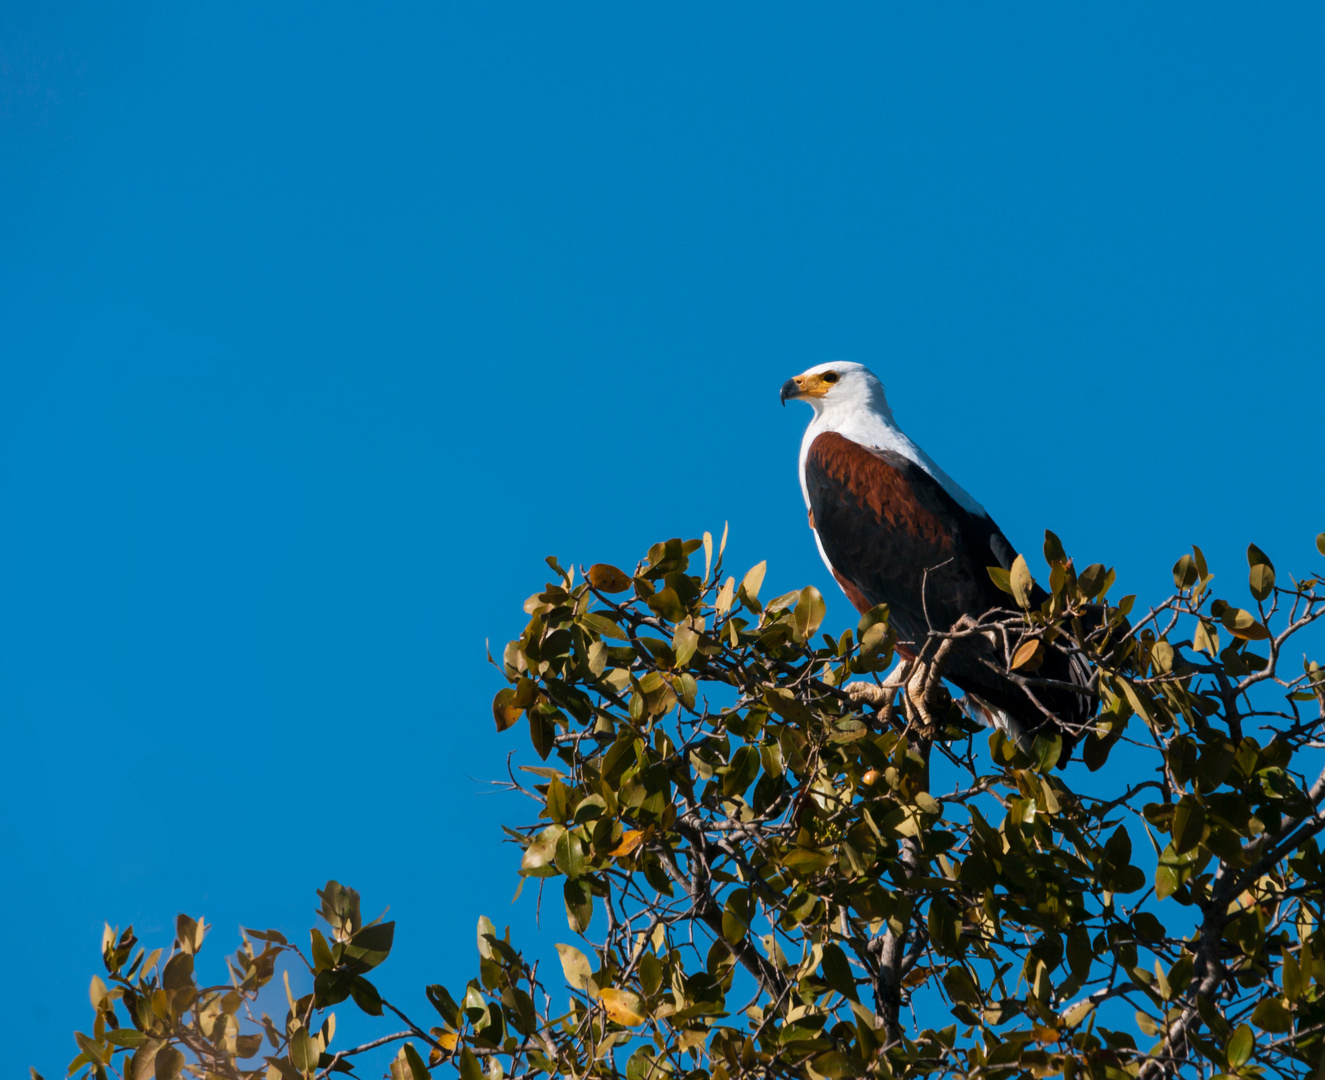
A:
1011 639 1044 671
596 987 646 1026
437 1032 458 1052
1117 679 1154 726
555 943 592 991
609 830 645 858
1062 1000 1094 1028
741 561 767 603
715 577 735 617
1220 605 1270 641
1010 554 1035 610
492 688 523 733
1193 618 1219 655
1039 775 1061 815
587 564 632 593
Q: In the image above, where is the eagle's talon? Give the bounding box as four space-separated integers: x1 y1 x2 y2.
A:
846 682 891 707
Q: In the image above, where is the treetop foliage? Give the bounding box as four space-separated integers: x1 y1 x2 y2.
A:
53 529 1325 1080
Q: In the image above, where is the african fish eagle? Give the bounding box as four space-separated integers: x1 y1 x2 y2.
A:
781 361 1093 755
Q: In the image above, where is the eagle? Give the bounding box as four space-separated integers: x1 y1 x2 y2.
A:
781 361 1093 755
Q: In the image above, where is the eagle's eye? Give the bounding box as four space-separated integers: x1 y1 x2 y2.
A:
822 371 839 384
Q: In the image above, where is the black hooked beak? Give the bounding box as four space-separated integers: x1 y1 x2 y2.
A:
779 378 799 406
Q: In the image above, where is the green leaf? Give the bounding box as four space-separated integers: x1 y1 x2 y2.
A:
554 828 586 879
579 613 628 641
1247 544 1275 602
129 1042 164 1080
555 943 592 991
792 586 827 640
401 1043 432 1080
154 1046 184 1080
942 966 980 1007
289 1026 317 1073
781 848 835 874
646 588 688 623
764 689 816 727
927 897 961 956
1227 1023 1254 1067
1250 996 1292 1034
1156 840 1202 900
349 975 383 1016
740 561 767 604
1173 553 1198 589
1197 995 1231 1040
308 928 335 973
564 879 593 933
987 565 1013 595
458 1048 483 1080
1317 532 1325 558
161 951 193 992
343 921 394 970
1154 863 1180 900
476 915 496 959
528 707 555 761
821 943 858 1001
1284 951 1305 1003
721 888 753 944
426 984 462 1028
107 1030 147 1049
73 1033 107 1069
520 826 564 877
174 914 202 955
1172 796 1206 855
1043 530 1066 565
671 624 699 667
857 603 890 636
1117 679 1155 728
810 1051 853 1079
1033 734 1063 773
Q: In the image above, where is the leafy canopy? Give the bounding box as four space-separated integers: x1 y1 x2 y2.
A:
54 530 1325 1080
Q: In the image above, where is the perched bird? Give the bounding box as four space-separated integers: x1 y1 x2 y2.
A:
781 361 1093 755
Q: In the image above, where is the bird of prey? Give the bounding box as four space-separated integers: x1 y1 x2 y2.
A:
781 360 1092 755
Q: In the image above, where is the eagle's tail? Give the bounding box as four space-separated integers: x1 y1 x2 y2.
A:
966 695 1033 756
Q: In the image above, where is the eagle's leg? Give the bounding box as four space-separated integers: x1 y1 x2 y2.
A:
846 659 912 732
845 657 911 709
903 663 937 735
900 615 972 739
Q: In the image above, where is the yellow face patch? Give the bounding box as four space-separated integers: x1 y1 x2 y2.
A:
790 371 839 397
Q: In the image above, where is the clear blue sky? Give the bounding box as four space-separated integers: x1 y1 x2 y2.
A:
4 5 1323 1076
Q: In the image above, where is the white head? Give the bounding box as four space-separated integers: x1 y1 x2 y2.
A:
780 359 989 518
779 361 895 423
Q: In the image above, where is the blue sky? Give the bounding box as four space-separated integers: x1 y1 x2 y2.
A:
4 5 1324 1076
